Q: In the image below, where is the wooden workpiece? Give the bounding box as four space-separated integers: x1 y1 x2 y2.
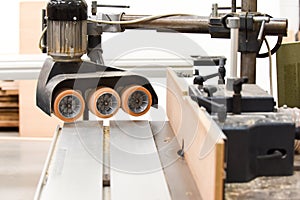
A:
166 68 226 200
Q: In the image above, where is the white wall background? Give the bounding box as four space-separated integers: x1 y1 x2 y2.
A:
0 0 299 99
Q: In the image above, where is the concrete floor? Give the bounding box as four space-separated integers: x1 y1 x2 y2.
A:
0 136 51 200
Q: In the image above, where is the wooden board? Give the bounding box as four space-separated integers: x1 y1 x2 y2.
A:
0 112 19 121
166 68 226 200
0 80 19 90
0 81 19 128
0 96 18 102
0 90 18 96
0 102 19 108
0 121 19 127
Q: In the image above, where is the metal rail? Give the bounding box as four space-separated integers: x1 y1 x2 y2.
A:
0 55 192 80
34 125 61 200
121 14 287 36
122 15 210 33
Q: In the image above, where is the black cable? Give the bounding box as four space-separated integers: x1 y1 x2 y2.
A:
257 35 283 58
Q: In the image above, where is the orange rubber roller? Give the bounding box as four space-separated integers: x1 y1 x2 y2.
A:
53 89 85 122
88 87 120 118
121 85 152 117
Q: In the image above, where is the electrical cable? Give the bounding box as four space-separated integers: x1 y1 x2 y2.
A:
295 140 300 154
87 13 194 25
39 27 47 51
264 38 273 96
257 35 283 58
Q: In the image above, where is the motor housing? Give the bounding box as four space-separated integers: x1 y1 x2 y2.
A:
47 0 88 61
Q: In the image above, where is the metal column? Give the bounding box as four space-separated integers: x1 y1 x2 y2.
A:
241 0 258 83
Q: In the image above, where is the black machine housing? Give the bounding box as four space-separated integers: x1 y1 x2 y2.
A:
189 78 295 183
216 114 295 183
36 59 158 117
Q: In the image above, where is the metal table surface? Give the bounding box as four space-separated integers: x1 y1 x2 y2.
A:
38 122 104 200
35 121 201 200
109 120 171 200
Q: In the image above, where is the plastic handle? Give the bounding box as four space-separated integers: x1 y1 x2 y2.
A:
257 150 284 160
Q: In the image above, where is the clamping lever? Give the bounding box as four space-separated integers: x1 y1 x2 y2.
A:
91 1 130 15
194 73 219 86
255 16 270 42
203 86 217 97
232 77 248 114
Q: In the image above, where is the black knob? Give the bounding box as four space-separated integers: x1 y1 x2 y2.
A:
233 77 248 94
194 76 205 86
203 86 217 97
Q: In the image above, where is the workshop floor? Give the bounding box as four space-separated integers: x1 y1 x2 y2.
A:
0 132 51 200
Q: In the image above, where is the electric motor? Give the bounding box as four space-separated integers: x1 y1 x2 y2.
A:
47 0 87 61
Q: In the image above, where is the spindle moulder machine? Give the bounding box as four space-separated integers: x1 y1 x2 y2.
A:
35 1 298 200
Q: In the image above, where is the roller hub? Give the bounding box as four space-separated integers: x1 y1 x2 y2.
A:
59 96 81 117
96 93 119 116
128 91 149 113
88 87 120 118
53 89 85 122
122 85 152 116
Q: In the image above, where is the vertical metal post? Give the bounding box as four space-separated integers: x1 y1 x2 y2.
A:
91 1 97 15
241 53 257 83
242 0 257 12
232 0 237 12
83 105 89 120
240 0 257 83
231 27 239 77
212 4 218 17
227 17 240 78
